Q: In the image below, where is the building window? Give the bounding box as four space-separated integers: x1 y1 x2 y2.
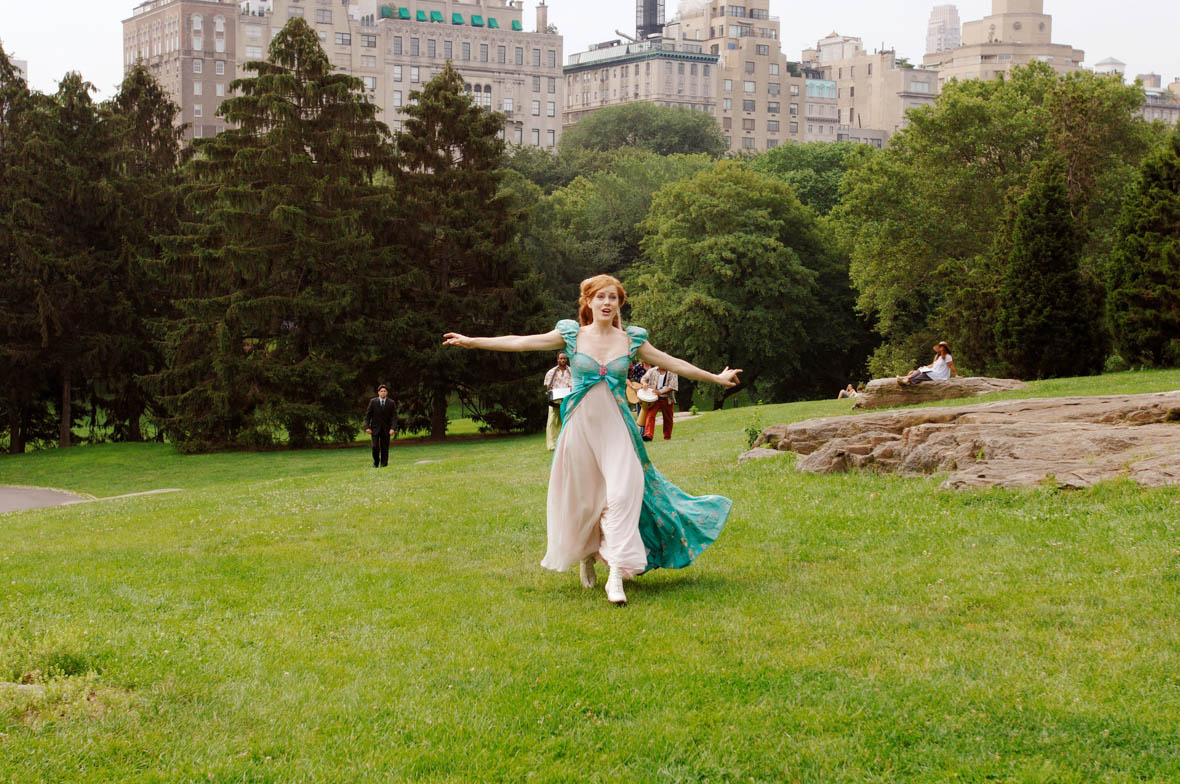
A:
245 46 262 59
723 98 732 110
411 67 420 83
215 61 225 75
315 9 331 23
194 103 203 117
703 65 711 77
767 119 781 133
547 101 555 117
532 100 541 116
503 97 514 112
361 55 376 68
393 37 402 55
215 39 225 53
362 76 376 91
756 44 769 56
741 118 754 130
741 137 755 149
393 66 402 82
361 34 377 48
497 45 506 64
480 44 489 62
531 128 540 145
462 42 471 60
742 99 755 111
193 81 202 95
768 82 780 95
515 47 524 65
246 24 262 40
192 36 203 50
769 63 780 76
288 6 304 17
532 76 541 92
532 48 541 66
392 90 403 107
193 59 203 73
789 121 799 134
722 117 732 130
444 40 453 59
767 101 779 113
745 61 755 74
547 129 555 147
723 79 732 91
744 81 756 93
766 139 778 148
191 14 202 31
427 39 436 58
215 82 225 97
547 50 556 68
548 77 556 94
410 38 419 56
335 32 351 46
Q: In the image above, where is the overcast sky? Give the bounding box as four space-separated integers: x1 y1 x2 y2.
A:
2 0 1177 99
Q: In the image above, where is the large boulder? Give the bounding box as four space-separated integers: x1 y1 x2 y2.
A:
751 391 1180 490
853 376 1027 410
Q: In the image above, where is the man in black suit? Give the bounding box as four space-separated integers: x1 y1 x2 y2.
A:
364 384 397 468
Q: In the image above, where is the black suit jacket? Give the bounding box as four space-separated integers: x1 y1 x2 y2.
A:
364 397 397 433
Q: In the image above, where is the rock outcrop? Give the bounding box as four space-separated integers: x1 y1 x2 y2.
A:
751 391 1180 490
852 376 1027 409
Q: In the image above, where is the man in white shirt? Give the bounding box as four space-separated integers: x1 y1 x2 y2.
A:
640 365 678 441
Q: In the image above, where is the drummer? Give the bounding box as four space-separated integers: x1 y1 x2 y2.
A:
640 363 679 442
543 352 572 451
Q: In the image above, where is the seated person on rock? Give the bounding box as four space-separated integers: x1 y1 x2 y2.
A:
899 342 957 385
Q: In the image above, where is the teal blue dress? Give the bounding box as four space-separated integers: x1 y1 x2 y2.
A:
546 319 732 574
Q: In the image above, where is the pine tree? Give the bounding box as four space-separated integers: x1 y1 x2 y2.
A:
97 65 186 441
392 62 548 438
150 18 397 450
1106 128 1180 367
0 44 56 452
995 163 1107 379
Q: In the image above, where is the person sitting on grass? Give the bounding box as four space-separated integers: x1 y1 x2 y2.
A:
837 384 859 399
899 342 957 386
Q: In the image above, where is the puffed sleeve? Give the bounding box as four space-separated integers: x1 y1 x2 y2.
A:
625 325 649 358
555 319 579 356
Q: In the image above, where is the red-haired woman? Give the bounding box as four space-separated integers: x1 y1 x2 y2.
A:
444 274 740 605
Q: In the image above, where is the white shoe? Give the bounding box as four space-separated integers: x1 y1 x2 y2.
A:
579 556 597 589
605 567 627 606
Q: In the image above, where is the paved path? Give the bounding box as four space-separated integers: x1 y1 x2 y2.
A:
0 486 181 514
0 486 89 514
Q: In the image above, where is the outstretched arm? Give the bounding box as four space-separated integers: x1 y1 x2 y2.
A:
443 330 565 352
637 342 741 388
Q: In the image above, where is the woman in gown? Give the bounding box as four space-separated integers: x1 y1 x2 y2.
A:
443 275 741 605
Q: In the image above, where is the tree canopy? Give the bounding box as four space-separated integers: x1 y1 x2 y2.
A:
558 102 727 158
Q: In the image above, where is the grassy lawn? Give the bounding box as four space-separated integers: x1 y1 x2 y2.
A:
1 370 1179 782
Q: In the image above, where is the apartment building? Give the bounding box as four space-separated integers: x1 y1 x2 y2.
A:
675 0 807 152
1135 74 1180 126
562 20 719 128
123 0 238 140
124 0 563 147
806 33 939 140
921 0 1084 85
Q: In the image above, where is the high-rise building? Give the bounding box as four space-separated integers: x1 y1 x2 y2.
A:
925 5 961 55
562 21 719 128
805 33 940 143
123 0 564 148
921 0 1084 85
675 0 809 152
1093 57 1126 78
636 0 665 40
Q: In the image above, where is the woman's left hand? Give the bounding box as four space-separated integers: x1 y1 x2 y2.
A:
715 367 743 388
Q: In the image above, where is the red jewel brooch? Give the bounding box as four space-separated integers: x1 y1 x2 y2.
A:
598 364 608 377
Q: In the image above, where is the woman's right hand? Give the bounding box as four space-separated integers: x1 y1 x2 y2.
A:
443 333 471 348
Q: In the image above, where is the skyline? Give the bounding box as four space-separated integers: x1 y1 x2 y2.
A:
1 0 1178 100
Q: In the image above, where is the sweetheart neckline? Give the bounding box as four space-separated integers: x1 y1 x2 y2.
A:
571 351 630 367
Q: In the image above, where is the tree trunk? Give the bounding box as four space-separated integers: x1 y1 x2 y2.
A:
7 401 25 455
60 369 72 448
128 403 143 442
430 385 448 439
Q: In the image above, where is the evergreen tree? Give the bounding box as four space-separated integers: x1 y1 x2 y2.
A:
150 17 397 450
99 64 186 441
995 163 1107 379
0 44 56 452
1106 128 1180 367
393 62 548 438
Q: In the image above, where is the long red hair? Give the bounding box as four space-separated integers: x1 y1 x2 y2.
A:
578 274 626 328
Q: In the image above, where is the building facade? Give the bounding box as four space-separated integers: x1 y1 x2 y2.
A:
13 59 29 82
675 0 808 152
921 0 1084 85
124 0 563 147
562 25 719 128
925 4 961 55
123 0 239 140
806 33 940 141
